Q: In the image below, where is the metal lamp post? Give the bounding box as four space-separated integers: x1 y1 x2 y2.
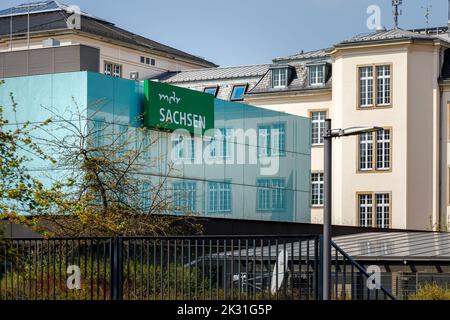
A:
322 119 382 300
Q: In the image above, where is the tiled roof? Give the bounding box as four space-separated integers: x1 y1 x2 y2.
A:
0 1 217 67
337 28 446 46
155 64 270 83
273 48 331 62
248 62 331 95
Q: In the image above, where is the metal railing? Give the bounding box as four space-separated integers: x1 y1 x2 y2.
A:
0 235 395 300
331 241 396 300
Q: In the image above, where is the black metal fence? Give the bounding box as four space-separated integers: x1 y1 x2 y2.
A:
0 235 394 300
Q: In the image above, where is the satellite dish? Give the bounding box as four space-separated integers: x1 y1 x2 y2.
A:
270 250 289 295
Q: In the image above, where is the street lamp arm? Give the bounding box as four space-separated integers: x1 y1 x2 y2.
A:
324 126 383 139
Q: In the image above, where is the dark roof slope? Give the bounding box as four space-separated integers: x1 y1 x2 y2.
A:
273 48 331 63
336 28 450 47
0 1 217 67
154 64 270 83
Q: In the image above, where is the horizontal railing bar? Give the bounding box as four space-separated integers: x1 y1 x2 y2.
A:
5 235 320 241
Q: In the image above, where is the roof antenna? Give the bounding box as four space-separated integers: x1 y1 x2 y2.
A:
392 0 403 29
421 1 432 33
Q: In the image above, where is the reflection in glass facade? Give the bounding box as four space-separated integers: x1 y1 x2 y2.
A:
1 71 312 223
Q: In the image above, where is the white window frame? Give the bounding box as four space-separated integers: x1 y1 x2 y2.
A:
376 65 391 106
311 173 324 207
359 194 373 227
311 111 327 146
104 62 122 78
359 129 391 172
376 129 391 170
376 193 390 229
272 68 288 88
359 133 374 171
359 66 374 107
309 64 325 86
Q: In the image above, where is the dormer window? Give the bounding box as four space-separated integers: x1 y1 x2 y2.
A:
308 64 326 86
272 68 289 88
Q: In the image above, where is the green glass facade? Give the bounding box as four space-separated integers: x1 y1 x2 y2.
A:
0 71 312 223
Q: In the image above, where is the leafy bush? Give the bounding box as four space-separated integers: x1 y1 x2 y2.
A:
409 283 450 300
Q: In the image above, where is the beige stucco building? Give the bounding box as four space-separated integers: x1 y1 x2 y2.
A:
159 28 450 232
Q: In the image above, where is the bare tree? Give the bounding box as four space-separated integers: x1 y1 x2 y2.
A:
32 100 202 237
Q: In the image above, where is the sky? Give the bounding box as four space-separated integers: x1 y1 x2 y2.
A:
1 0 449 66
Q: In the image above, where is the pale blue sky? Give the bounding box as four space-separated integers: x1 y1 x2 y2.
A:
2 0 449 66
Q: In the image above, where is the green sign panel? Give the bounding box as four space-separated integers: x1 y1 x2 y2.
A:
144 81 214 135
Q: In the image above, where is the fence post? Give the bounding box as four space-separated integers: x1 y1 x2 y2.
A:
318 235 324 300
111 237 123 300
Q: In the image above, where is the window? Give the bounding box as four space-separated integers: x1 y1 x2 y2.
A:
359 194 373 228
359 65 391 108
208 182 231 213
141 56 156 66
258 123 286 157
104 63 112 76
271 179 286 210
376 193 390 228
358 193 390 228
309 64 325 86
208 128 232 160
271 123 286 156
104 62 122 78
257 180 271 211
358 129 391 172
311 111 327 145
376 65 391 106
204 87 219 97
376 129 391 170
230 85 247 101
311 173 324 206
173 182 197 213
257 179 286 211
359 133 373 171
272 68 288 88
113 64 122 78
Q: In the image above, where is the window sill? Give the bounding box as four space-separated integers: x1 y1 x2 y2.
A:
357 169 392 174
311 205 324 209
311 144 324 148
357 105 392 110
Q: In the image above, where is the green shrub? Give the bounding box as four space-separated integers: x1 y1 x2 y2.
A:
409 283 450 300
